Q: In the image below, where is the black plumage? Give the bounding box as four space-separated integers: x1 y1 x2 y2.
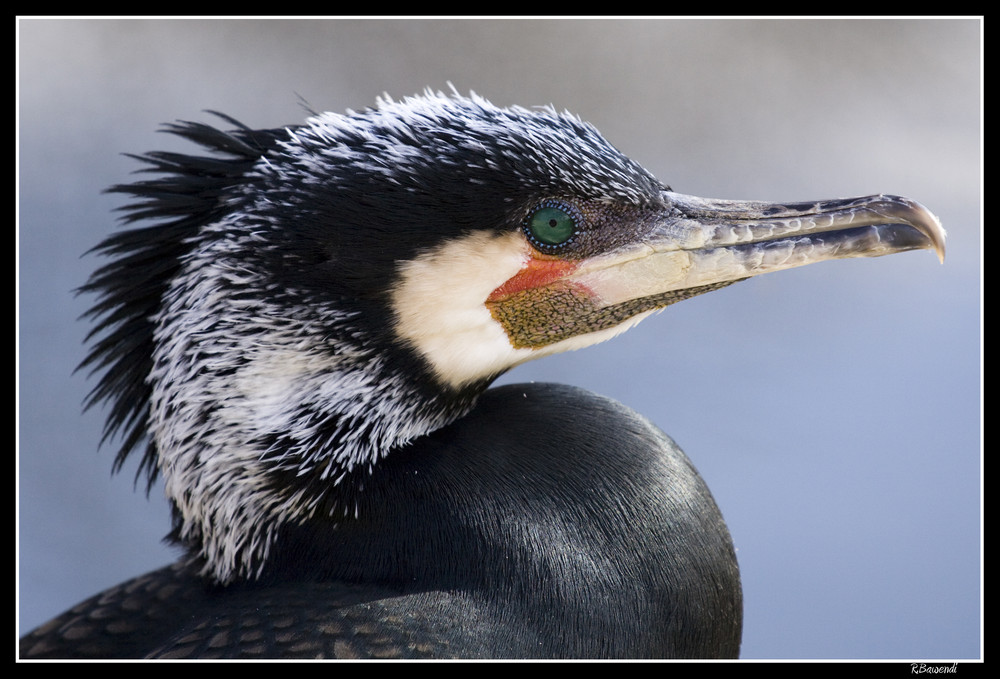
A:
23 385 740 658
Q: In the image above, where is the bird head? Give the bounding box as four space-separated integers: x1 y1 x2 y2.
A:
81 91 945 582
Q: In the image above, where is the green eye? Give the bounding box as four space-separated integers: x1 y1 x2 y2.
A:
526 203 578 249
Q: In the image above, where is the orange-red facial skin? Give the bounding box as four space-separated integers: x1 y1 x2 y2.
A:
487 256 579 302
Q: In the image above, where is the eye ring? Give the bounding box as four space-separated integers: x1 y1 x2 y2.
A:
523 200 581 251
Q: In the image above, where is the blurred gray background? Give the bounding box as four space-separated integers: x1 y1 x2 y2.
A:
17 18 980 659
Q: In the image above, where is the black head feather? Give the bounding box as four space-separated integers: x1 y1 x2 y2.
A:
78 116 286 488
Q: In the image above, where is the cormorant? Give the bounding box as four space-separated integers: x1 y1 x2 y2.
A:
19 91 945 659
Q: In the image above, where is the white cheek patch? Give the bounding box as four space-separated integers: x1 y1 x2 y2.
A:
391 230 537 389
391 230 665 390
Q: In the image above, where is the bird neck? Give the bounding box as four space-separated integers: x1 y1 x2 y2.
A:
253 383 744 658
147 237 481 583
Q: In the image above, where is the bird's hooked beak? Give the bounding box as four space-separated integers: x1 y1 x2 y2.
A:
487 193 946 350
